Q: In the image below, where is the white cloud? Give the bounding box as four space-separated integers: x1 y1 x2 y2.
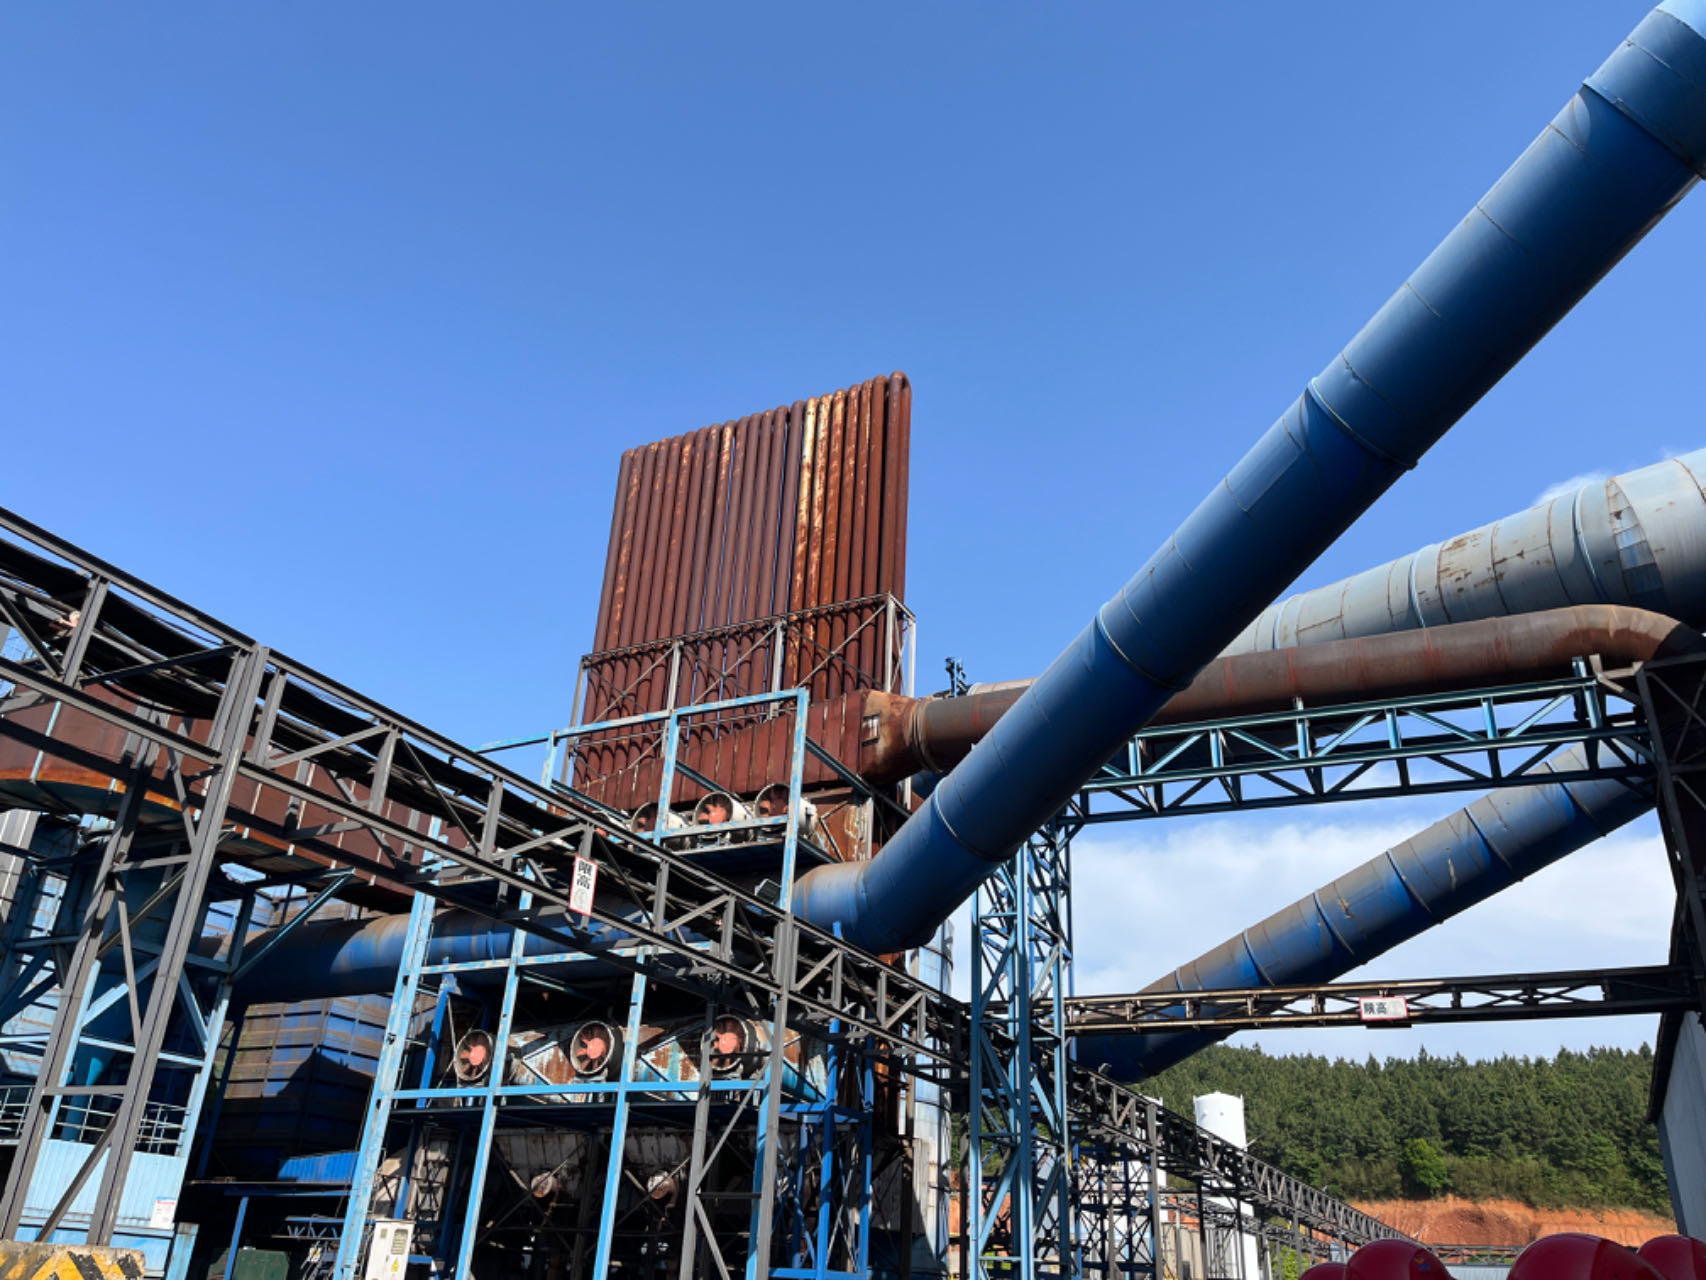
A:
1533 471 1607 507
942 798 1673 1064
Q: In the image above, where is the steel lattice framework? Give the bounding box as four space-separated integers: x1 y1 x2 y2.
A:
0 505 1408 1271
968 824 1076 1279
1065 964 1700 1037
1060 666 1650 831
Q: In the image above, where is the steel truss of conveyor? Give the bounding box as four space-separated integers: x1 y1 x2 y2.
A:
1059 661 1652 831
0 505 1402 1269
1064 964 1702 1036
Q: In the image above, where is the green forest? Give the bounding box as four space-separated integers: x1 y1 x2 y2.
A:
1143 1043 1668 1214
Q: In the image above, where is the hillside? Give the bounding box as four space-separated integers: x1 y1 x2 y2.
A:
1353 1197 1674 1248
1143 1043 1670 1216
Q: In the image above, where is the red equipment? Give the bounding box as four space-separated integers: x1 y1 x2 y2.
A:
1640 1236 1706 1280
1510 1234 1664 1280
1345 1239 1451 1277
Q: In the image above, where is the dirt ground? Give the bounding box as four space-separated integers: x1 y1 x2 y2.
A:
1354 1197 1677 1248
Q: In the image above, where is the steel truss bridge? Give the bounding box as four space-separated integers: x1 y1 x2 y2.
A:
0 503 1702 1278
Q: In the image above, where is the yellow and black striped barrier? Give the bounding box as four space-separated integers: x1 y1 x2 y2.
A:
0 1242 146 1280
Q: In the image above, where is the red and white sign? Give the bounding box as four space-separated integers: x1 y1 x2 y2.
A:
1357 995 1409 1023
569 856 598 917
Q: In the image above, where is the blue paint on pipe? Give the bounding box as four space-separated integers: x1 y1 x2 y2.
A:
793 2 1706 955
1076 745 1655 1079
230 907 672 1006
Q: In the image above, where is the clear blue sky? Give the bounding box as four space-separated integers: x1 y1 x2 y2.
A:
5 4 1703 1057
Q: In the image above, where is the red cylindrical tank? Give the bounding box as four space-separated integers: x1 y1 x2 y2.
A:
1639 1236 1706 1280
1346 1239 1451 1277
1510 1234 1665 1280
1302 1265 1348 1280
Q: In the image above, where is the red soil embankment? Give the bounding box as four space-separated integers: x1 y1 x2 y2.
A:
1354 1197 1676 1249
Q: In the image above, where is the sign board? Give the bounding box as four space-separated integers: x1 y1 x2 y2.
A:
1357 995 1409 1023
569 856 598 917
148 1198 177 1229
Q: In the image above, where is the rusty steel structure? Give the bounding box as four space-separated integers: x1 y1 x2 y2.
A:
573 375 917 826
5 4 1706 1278
593 373 910 663
0 503 1405 1278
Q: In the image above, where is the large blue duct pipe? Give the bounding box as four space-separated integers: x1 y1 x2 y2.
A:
792 1 1706 954
1075 745 1658 1079
1067 454 1706 1080
229 906 675 1007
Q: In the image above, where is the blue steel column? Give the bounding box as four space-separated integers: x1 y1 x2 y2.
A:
448 880 533 1280
333 887 436 1280
969 818 1075 1279
590 969 649 1280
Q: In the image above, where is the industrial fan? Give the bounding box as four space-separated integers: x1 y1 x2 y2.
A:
453 1028 496 1082
568 1020 621 1077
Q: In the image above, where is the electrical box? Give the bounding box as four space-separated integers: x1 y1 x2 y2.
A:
363 1220 414 1280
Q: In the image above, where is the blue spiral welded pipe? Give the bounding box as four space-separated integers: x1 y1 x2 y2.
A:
1074 747 1658 1079
791 0 1706 954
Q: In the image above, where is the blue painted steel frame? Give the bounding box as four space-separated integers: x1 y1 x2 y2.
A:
970 821 1075 1280
336 690 881 1280
487 687 814 903
771 1019 876 1280
0 826 267 1271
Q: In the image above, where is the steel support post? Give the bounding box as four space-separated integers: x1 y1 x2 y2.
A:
969 819 1075 1280
333 886 437 1279
1144 1101 1161 1280
2 644 267 1246
90 644 267 1238
678 1008 720 1280
1639 657 1706 1003
748 922 798 1280
449 891 533 1279
592 968 651 1280
0 758 154 1238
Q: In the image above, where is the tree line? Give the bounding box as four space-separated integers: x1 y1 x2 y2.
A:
1143 1043 1669 1214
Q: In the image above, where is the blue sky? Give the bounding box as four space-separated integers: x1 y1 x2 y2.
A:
5 3 1703 1061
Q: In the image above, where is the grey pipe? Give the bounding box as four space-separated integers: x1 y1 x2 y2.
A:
1228 450 1706 654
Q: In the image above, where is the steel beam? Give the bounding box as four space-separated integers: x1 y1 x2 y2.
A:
1062 665 1649 830
0 506 1404 1259
1065 964 1698 1036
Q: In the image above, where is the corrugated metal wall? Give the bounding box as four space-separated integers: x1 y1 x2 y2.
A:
577 374 912 813
592 371 911 660
1659 1011 1706 1237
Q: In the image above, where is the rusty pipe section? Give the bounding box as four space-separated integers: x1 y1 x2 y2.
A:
858 606 1703 784
794 4 1706 953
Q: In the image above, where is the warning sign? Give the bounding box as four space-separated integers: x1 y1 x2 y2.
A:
1357 996 1409 1023
569 856 598 917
